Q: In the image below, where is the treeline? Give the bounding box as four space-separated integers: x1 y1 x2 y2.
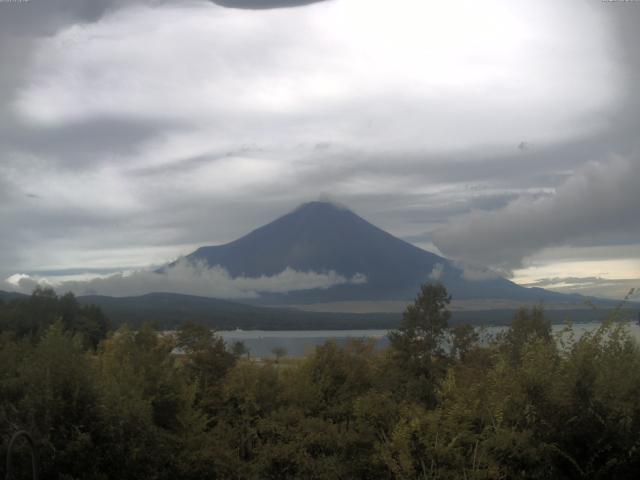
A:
0 287 110 347
1 285 640 479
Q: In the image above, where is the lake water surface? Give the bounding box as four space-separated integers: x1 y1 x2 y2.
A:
219 322 640 358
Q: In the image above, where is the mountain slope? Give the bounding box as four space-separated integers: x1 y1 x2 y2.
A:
184 201 579 303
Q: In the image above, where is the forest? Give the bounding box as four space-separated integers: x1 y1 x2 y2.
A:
1 285 640 479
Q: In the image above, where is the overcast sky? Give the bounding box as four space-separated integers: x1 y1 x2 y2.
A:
0 0 638 299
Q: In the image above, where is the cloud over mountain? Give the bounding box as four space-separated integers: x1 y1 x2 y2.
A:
3 258 366 299
433 156 640 274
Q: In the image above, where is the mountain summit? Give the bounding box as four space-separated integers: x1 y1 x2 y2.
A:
184 201 573 303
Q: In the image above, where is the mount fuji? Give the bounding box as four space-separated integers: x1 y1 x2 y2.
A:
182 201 576 304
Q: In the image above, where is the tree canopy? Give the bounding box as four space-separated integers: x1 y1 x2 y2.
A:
2 285 640 479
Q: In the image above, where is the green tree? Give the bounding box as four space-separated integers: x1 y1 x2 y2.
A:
387 283 451 405
500 306 552 364
0 288 110 348
232 340 249 359
94 324 210 480
450 323 479 361
0 322 101 479
176 321 236 413
272 346 288 363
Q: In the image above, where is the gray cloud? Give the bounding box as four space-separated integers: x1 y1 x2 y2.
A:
455 262 500 282
428 263 444 281
520 276 640 301
211 0 328 9
433 156 640 273
0 1 118 37
1 117 175 169
2 259 366 299
0 0 176 154
0 1 127 108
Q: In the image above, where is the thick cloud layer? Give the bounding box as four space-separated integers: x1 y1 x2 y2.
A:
211 0 328 9
15 1 617 150
0 0 120 35
520 277 639 301
433 156 640 274
3 259 367 299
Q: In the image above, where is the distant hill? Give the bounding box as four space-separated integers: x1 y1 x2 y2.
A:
0 290 27 301
78 292 631 331
78 292 400 330
78 293 638 330
184 201 583 304
3 289 632 330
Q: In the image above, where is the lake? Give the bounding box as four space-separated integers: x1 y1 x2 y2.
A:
219 321 640 358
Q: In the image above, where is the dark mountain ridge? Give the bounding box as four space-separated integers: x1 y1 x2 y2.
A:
78 292 399 330
0 290 28 301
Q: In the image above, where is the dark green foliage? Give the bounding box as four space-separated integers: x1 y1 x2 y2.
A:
176 321 237 414
390 283 452 357
2 283 640 479
387 283 451 405
450 323 480 360
232 340 250 358
500 306 552 364
0 288 110 347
